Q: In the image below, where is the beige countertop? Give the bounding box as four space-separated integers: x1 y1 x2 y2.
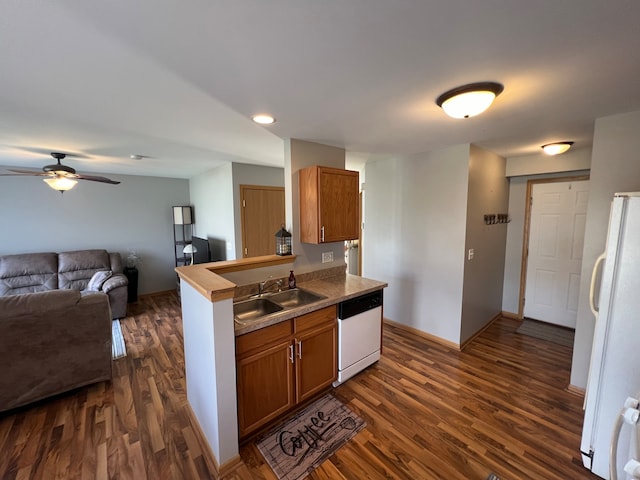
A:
233 274 388 336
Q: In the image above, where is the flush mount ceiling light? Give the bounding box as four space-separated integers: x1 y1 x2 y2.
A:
251 114 276 125
542 141 574 155
436 82 504 119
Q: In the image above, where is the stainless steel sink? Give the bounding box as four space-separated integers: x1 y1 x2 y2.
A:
268 288 326 308
233 297 283 323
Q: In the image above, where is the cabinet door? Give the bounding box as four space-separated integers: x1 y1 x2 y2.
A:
236 339 295 438
300 166 359 243
295 324 337 403
319 168 359 243
294 306 337 403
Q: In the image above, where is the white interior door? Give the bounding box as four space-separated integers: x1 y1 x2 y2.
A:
524 180 589 327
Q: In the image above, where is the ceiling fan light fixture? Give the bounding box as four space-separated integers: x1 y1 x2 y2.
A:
43 176 78 192
542 141 574 155
436 82 504 119
251 114 276 125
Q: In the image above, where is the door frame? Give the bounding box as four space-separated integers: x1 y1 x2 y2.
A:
517 174 590 319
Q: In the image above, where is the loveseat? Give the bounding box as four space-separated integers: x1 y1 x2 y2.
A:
0 289 112 412
0 249 128 319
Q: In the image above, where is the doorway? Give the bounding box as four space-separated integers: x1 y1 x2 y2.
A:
240 185 285 258
519 176 590 327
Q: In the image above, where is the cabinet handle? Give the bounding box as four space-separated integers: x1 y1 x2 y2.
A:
296 339 302 359
289 344 294 363
321 226 325 243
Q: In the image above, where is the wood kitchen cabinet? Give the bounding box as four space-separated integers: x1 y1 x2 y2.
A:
294 306 338 403
299 166 359 243
235 321 294 438
235 305 337 438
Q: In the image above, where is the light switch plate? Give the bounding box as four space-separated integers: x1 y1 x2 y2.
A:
322 251 334 263
468 248 475 260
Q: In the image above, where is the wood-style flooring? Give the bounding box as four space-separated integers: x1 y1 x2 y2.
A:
0 292 600 480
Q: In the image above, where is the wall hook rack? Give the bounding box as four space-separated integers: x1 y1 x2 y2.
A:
484 213 510 225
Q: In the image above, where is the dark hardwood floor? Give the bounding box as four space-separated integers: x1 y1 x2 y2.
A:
0 292 600 480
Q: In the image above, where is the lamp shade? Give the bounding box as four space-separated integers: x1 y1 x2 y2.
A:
542 142 574 155
182 243 198 265
43 176 78 191
182 244 198 255
173 206 193 225
436 82 504 119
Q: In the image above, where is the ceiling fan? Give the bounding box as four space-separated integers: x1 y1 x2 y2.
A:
1 152 120 192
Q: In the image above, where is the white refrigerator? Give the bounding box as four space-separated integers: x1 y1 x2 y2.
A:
582 192 640 479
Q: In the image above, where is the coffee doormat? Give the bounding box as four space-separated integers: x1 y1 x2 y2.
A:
256 394 366 480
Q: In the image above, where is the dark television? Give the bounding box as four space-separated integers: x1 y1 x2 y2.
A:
190 236 211 264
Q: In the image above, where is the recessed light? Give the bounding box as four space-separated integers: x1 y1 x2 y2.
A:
541 142 574 155
130 154 144 160
252 114 276 125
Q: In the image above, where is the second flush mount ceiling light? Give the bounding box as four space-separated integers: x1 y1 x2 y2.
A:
436 82 504 119
541 141 574 155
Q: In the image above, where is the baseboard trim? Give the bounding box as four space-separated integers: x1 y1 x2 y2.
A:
383 319 461 351
501 310 521 320
460 313 502 350
138 289 177 299
566 384 586 398
185 402 244 477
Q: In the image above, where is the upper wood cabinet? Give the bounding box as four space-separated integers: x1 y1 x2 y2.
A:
299 166 359 243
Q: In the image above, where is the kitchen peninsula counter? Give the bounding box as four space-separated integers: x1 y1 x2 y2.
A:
234 274 387 335
174 256 386 475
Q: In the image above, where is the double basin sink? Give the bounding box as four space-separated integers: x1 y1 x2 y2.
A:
233 288 327 324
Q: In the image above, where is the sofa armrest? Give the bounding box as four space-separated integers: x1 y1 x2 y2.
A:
102 273 128 294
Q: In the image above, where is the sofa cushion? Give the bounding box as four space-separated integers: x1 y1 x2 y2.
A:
58 249 111 290
0 252 58 296
87 270 113 291
0 288 83 318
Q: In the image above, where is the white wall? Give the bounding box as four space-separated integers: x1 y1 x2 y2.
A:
571 110 640 389
460 146 509 343
0 170 190 294
363 145 470 345
189 163 235 261
231 163 285 259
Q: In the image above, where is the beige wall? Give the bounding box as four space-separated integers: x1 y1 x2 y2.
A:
460 146 509 343
285 139 347 273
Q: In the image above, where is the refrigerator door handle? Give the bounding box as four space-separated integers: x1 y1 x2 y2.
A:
589 252 606 317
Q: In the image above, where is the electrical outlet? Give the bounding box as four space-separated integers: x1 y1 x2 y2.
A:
468 248 475 260
322 251 334 263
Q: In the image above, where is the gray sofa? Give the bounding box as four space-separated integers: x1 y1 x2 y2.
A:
0 289 112 412
0 249 129 319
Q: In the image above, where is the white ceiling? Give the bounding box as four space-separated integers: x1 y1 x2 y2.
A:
1 0 640 179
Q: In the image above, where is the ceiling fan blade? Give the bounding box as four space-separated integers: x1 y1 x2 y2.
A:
7 169 50 176
75 174 120 185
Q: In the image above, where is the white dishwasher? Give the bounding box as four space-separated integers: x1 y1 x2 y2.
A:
333 290 383 387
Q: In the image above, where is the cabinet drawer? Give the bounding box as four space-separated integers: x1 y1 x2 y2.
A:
294 305 336 334
236 320 292 358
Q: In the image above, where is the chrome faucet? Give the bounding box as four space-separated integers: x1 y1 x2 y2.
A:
258 278 283 296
